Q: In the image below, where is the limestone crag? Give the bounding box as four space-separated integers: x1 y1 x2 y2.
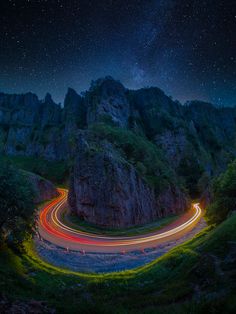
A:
86 77 130 127
1 76 236 227
68 146 189 228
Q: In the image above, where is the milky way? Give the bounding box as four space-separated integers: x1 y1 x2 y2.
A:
0 0 235 106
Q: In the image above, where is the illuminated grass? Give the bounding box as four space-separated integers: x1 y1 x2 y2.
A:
62 208 180 237
0 214 236 313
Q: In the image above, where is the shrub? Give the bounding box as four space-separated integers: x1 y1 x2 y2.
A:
206 160 236 224
0 156 69 184
0 162 36 250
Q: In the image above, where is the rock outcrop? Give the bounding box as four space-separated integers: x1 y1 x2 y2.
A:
0 91 63 159
1 76 236 227
22 171 59 203
63 88 86 132
68 147 189 228
1 77 235 165
86 77 130 127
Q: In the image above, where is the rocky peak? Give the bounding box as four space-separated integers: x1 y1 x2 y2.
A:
63 88 86 130
39 93 61 126
86 76 130 127
0 92 39 110
129 87 174 111
0 92 40 125
22 92 39 107
66 87 78 98
64 88 81 110
128 87 184 138
89 76 124 92
43 93 54 104
184 100 236 145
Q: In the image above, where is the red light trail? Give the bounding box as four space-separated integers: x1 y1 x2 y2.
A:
38 189 202 253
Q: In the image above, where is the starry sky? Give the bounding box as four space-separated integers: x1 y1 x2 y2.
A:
0 0 236 106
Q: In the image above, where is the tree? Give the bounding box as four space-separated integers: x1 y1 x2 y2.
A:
0 162 35 249
207 160 236 224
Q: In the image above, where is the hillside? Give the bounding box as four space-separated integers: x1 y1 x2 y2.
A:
1 79 236 313
0 206 235 313
1 77 236 227
1 160 236 313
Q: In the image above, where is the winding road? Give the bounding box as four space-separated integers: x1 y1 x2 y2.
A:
38 188 203 253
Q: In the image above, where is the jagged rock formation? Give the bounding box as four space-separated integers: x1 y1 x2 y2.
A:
86 77 130 127
68 144 188 227
1 77 235 166
0 91 61 159
1 76 236 226
63 87 86 132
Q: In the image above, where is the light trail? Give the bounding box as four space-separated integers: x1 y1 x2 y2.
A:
38 188 203 252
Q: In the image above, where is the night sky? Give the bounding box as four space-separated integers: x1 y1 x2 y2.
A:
1 0 236 106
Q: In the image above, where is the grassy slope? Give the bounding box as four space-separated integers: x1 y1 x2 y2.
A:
0 155 69 186
63 209 179 236
0 214 236 313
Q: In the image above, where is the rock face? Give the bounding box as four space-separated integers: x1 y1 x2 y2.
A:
63 88 86 132
1 76 236 227
154 129 189 168
1 77 235 165
68 148 189 228
86 77 130 127
22 171 59 203
0 91 63 159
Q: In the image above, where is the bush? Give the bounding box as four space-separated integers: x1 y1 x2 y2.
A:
206 160 236 224
0 162 36 250
0 156 69 184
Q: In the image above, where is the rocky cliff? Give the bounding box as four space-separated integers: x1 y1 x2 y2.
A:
68 140 188 227
1 76 236 227
1 77 235 167
86 77 130 127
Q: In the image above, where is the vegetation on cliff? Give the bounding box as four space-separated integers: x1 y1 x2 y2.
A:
1 78 236 209
0 78 236 312
207 160 236 224
0 160 236 312
90 123 176 193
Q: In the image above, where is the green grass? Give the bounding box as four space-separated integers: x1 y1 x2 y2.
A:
0 155 70 185
1 213 236 313
62 208 180 236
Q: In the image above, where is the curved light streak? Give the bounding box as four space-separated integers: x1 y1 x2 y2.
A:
39 188 202 249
